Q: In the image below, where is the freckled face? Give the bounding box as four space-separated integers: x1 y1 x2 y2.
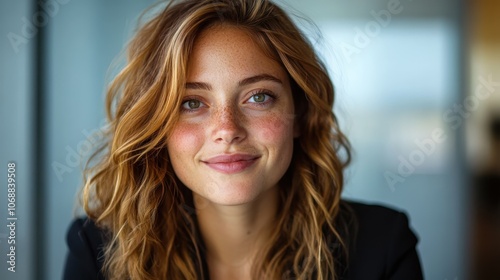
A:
166 25 296 206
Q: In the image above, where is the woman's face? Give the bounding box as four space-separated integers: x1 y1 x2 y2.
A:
167 25 297 206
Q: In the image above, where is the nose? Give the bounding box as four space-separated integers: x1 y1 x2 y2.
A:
211 106 247 144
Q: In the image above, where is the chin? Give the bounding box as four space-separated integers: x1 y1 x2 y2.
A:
209 188 262 206
200 180 269 205
191 180 278 208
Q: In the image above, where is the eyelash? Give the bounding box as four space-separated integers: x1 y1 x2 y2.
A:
247 90 277 107
180 98 205 113
180 90 277 113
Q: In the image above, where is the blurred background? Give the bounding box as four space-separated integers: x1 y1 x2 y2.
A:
0 0 498 279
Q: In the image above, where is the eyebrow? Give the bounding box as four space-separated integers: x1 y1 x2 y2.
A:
185 74 283 90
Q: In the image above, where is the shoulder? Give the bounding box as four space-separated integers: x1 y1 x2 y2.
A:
63 217 107 280
339 200 424 280
345 200 415 236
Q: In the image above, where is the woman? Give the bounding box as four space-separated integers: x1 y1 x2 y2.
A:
63 0 423 279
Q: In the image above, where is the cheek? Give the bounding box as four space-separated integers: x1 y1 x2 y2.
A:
167 122 204 158
254 113 294 146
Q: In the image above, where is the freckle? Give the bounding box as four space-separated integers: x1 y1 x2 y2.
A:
217 106 240 124
224 107 233 118
269 113 287 130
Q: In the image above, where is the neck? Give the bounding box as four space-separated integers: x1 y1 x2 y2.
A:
194 186 279 275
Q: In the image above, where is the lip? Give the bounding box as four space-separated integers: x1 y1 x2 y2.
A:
202 154 260 174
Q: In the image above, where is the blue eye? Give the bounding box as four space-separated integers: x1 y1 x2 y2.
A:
248 92 272 103
181 99 203 111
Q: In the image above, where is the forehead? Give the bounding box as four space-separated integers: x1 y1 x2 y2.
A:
187 24 287 82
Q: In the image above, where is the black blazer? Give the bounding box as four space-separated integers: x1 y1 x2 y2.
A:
62 200 424 279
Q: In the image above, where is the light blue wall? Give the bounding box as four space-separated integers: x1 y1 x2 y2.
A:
317 18 468 279
0 1 35 280
43 1 155 279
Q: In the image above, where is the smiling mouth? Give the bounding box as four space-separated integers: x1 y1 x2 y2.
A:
202 154 260 174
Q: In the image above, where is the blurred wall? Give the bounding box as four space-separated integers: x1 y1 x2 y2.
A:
0 0 469 279
468 0 500 279
288 1 469 279
467 0 500 170
44 1 156 279
0 1 35 280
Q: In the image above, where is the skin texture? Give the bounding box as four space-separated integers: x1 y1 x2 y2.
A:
166 25 297 279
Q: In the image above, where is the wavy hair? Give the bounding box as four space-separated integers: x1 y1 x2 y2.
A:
82 0 351 279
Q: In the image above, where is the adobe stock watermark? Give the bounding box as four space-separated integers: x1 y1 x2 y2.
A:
7 0 71 54
384 74 500 191
340 0 413 63
52 120 108 182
